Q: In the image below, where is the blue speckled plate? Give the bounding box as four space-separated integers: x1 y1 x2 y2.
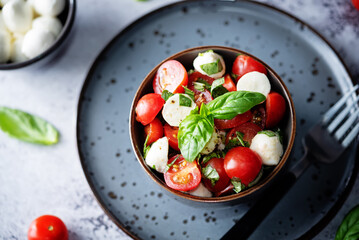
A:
76 1 358 239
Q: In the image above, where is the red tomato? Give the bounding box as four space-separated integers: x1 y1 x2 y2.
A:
188 71 215 86
164 155 201 191
215 183 234 197
135 93 165 125
153 60 188 94
224 147 262 186
352 0 359 10
188 71 214 108
144 118 163 145
214 111 253 130
28 215 68 240
265 92 286 128
222 74 236 92
232 55 267 82
251 105 266 129
226 122 262 145
164 123 180 151
202 158 230 193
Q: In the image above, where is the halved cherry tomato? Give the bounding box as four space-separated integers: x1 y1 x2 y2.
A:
153 60 188 94
164 155 201 191
224 147 262 186
188 71 214 108
202 158 230 193
226 122 262 144
352 0 359 10
28 215 68 240
188 71 215 86
164 123 180 151
135 93 165 125
232 55 267 82
215 183 234 197
144 118 163 145
251 104 266 129
265 92 286 128
222 74 236 92
214 111 253 130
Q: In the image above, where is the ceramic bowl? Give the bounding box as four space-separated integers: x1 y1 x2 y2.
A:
129 46 296 206
0 0 76 70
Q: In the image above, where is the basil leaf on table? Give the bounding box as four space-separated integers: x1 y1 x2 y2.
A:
335 204 359 240
0 107 59 145
206 91 266 120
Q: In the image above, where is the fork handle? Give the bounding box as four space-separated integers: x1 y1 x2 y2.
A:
221 171 297 240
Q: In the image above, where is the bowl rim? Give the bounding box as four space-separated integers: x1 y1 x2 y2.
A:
129 45 296 203
0 0 76 70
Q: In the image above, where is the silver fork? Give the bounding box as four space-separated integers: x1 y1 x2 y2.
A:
221 84 359 240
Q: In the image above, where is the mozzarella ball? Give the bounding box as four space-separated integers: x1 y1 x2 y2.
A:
250 132 283 166
32 16 63 37
162 94 196 127
145 137 169 173
0 13 8 31
200 128 222 154
0 30 12 63
193 50 226 79
236 71 271 98
188 182 213 197
33 0 65 16
10 35 28 63
0 0 11 6
22 28 56 59
2 0 33 33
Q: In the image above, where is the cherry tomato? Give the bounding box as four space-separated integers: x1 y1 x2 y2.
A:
164 123 180 151
164 155 201 191
153 60 188 94
202 158 230 193
265 92 286 128
144 118 163 146
226 122 262 145
232 55 267 82
188 71 214 108
28 215 68 240
135 93 165 125
352 0 359 10
224 147 262 186
215 183 234 197
251 104 266 129
214 111 253 130
222 74 236 92
188 71 215 86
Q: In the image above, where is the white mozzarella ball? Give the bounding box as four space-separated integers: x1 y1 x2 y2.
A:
0 13 8 31
162 94 196 127
193 50 226 79
236 71 271 98
10 35 28 63
0 0 11 6
22 28 56 59
250 132 283 166
200 128 222 154
145 137 169 173
33 0 65 16
0 30 12 63
2 0 33 33
32 16 63 37
188 182 213 197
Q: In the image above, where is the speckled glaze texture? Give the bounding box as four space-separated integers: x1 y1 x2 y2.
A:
77 1 357 239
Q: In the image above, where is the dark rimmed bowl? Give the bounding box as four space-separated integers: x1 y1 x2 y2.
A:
129 46 296 206
0 0 76 70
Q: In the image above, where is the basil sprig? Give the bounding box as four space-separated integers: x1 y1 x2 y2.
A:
0 107 59 145
335 204 359 240
202 165 219 186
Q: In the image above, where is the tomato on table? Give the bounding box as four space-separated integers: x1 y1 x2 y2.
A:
144 118 163 145
164 155 201 191
28 215 68 240
224 147 262 186
202 158 230 193
222 74 236 92
214 111 253 130
153 60 188 94
135 93 165 125
265 92 286 128
164 123 180 151
226 122 262 145
232 55 267 82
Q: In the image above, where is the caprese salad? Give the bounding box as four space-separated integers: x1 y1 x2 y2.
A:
135 49 286 197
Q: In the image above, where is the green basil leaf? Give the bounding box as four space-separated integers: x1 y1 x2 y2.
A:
224 139 241 152
207 91 266 120
183 86 195 101
193 82 206 91
164 155 180 173
211 77 229 99
200 59 223 76
202 165 219 186
202 151 225 165
179 94 192 107
196 78 212 90
335 204 359 240
143 134 151 159
258 130 277 137
178 112 214 162
161 90 174 101
248 167 263 187
231 73 239 80
231 178 246 193
0 107 59 145
188 69 195 75
236 131 250 148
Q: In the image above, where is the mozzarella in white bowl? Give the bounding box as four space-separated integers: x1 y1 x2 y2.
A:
32 0 65 17
22 28 56 59
0 29 12 63
2 0 33 33
162 94 196 127
236 71 271 98
10 34 28 63
32 16 63 37
145 137 169 173
193 50 226 79
250 131 283 166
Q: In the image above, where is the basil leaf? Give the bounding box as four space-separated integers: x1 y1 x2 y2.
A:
231 73 239 80
193 82 205 91
178 112 214 162
202 151 225 165
248 167 263 187
196 78 212 90
188 69 195 75
164 155 180 173
258 130 277 137
335 204 359 240
0 107 59 145
236 131 249 148
207 91 266 120
202 165 219 186
231 178 246 193
183 86 195 101
161 90 174 101
211 77 228 99
179 94 192 107
143 134 151 159
200 59 223 76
